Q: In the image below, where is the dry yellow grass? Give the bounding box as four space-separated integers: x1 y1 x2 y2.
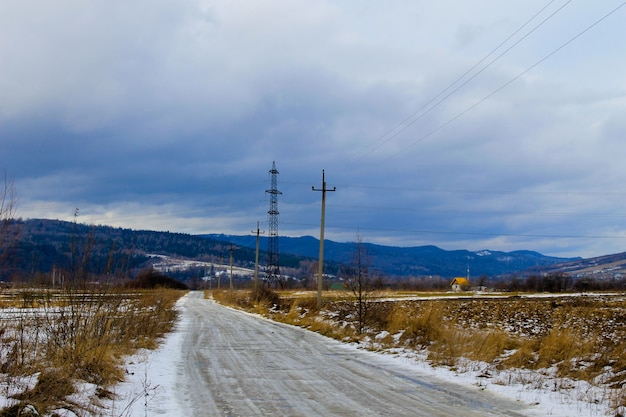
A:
212 289 626 414
0 287 186 415
221 290 626 384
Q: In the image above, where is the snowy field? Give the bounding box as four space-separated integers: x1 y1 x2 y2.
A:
0 289 178 416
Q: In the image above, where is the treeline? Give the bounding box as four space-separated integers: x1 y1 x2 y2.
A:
0 218 322 286
505 272 626 292
125 268 188 290
3 219 624 293
2 219 150 282
383 272 626 293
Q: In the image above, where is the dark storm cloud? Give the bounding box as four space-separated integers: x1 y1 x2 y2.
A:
1 1 626 257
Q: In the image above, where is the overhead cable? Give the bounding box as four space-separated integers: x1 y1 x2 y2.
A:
381 2 626 162
352 0 567 161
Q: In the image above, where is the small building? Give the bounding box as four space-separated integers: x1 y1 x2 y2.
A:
450 277 471 292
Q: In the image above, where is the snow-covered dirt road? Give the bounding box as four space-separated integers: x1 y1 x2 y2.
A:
144 291 529 417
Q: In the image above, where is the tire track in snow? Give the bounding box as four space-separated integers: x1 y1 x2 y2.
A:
177 292 531 417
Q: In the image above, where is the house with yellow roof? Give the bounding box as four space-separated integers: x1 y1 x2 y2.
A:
450 277 471 292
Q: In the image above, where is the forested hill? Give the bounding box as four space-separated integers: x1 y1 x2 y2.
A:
2 219 578 281
2 219 317 282
2 219 244 281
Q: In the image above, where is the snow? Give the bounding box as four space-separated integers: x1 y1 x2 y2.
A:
362 350 617 417
104 295 193 417
107 294 621 417
149 254 254 276
3 293 618 415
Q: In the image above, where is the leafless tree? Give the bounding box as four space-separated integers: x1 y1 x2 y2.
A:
0 171 18 273
342 233 372 334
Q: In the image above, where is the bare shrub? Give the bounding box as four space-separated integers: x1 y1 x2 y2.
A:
250 285 280 309
364 301 392 331
341 233 373 334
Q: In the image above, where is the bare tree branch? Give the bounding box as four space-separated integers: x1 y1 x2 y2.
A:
0 170 19 271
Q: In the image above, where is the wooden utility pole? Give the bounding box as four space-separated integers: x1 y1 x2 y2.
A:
218 252 223 289
312 170 336 309
252 222 264 291
229 243 234 292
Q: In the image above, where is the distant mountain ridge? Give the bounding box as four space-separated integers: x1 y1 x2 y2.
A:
1 219 586 281
526 251 626 280
203 234 579 278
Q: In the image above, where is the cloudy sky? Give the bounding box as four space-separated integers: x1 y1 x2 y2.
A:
1 1 625 258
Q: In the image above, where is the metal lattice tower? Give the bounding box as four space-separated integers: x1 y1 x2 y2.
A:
265 161 282 287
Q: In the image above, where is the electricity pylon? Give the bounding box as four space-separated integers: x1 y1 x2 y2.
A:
265 162 282 287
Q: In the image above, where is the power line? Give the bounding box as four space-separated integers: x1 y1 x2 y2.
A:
279 179 626 196
352 0 569 162
382 2 626 162
329 203 626 219
330 182 626 196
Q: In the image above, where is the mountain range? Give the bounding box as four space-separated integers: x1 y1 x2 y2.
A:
204 234 579 278
7 218 625 282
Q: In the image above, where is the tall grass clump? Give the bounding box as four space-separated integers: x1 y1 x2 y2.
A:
250 285 281 311
536 327 583 368
210 287 281 315
0 286 185 415
387 301 444 346
281 297 318 326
